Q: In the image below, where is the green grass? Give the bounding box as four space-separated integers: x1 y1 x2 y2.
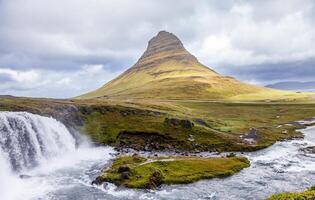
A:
81 99 315 152
1 97 315 152
97 155 250 189
267 186 315 200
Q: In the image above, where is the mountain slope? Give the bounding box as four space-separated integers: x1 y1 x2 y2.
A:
79 31 309 101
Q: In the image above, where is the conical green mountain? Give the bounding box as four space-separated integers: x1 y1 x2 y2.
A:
79 31 307 101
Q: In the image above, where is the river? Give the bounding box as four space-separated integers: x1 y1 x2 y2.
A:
0 111 315 200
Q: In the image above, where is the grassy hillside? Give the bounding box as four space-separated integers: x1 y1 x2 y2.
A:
79 60 273 100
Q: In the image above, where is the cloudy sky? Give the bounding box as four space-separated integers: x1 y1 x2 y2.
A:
0 0 314 98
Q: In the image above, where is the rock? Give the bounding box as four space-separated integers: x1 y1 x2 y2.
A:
121 172 130 179
148 169 163 188
194 119 209 127
301 146 315 154
188 134 195 142
247 128 258 139
118 164 130 173
91 176 104 185
241 128 259 144
282 130 288 134
136 31 198 69
19 174 31 179
227 153 236 157
164 118 194 129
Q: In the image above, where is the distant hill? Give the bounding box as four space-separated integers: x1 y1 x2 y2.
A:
78 31 311 101
266 81 315 91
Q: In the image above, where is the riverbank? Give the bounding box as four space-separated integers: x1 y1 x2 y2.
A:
267 186 315 200
2 96 315 153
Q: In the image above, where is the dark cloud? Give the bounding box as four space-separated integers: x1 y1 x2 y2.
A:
218 58 315 85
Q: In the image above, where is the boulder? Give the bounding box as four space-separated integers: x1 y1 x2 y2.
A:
19 174 31 179
118 164 130 173
91 176 104 185
301 146 315 154
121 171 130 179
148 169 163 188
164 118 194 129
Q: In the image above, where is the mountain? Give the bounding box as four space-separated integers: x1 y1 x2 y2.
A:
266 81 315 91
79 31 308 101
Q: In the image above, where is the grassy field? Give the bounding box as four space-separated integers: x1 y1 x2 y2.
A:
95 155 250 189
267 186 315 200
81 99 315 151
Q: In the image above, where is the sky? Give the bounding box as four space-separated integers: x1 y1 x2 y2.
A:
0 0 315 98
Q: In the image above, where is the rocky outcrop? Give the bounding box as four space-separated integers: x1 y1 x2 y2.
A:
241 128 259 145
301 146 315 154
133 31 198 69
164 118 194 129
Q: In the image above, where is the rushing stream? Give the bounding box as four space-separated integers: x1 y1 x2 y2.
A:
1 112 315 200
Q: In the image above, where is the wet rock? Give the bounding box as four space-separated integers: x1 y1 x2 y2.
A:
148 169 163 188
19 174 31 179
91 176 104 185
227 153 236 158
301 146 315 154
121 172 130 179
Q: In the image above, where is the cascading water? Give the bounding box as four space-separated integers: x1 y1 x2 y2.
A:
0 112 76 172
0 111 116 200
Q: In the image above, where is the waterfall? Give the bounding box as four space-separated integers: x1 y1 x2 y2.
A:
0 111 76 172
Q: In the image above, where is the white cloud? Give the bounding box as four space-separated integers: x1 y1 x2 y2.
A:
191 1 315 68
0 68 40 82
0 65 120 98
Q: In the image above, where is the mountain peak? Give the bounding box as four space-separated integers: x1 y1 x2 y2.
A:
144 31 185 56
79 31 266 100
135 30 198 68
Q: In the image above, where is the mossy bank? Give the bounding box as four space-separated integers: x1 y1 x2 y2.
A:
267 186 315 200
93 155 250 189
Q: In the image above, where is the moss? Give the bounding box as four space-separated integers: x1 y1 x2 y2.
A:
81 100 315 152
1 96 315 152
97 155 250 189
267 186 315 200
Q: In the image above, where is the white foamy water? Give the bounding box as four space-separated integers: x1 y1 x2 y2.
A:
1 111 315 200
0 111 116 200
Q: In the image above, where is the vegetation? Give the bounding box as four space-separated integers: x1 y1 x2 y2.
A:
81 99 315 152
267 186 315 200
1 96 315 152
95 155 250 189
77 59 312 101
